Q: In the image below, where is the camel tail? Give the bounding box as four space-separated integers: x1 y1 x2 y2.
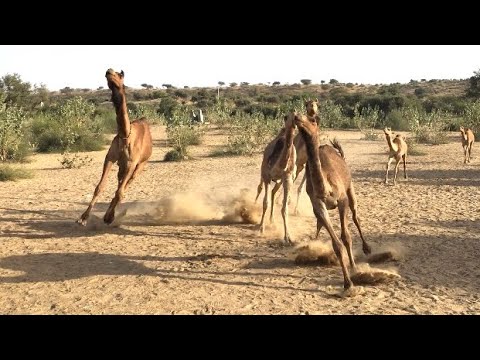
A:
330 138 346 160
255 178 263 202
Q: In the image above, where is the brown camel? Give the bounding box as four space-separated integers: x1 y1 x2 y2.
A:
77 69 153 226
384 127 408 185
460 126 474 163
294 112 371 290
255 113 297 245
293 99 320 214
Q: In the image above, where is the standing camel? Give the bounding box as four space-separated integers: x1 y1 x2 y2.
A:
77 69 153 226
460 126 474 163
384 127 407 185
255 113 297 245
294 113 371 290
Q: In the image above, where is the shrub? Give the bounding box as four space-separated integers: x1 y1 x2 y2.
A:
60 152 93 169
30 97 105 153
0 164 33 181
164 149 184 161
0 94 29 162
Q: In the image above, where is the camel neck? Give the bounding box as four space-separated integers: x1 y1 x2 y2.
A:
302 129 328 195
278 123 295 170
111 87 131 139
385 134 398 152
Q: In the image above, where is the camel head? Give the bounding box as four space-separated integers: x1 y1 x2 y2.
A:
283 112 297 130
384 127 393 136
305 99 319 116
460 126 469 141
294 113 317 137
105 68 125 90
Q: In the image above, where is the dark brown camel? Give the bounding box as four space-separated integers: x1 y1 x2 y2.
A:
294 113 371 290
77 69 153 226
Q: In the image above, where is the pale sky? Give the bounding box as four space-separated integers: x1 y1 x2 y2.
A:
1 45 479 91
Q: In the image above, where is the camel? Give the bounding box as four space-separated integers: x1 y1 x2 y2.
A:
293 99 320 214
77 69 153 226
294 112 371 290
384 127 408 185
255 113 297 245
460 126 474 163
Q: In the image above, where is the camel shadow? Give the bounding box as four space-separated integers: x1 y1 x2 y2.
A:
354 168 480 186
0 252 315 294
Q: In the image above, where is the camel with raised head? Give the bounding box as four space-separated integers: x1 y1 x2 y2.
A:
293 99 320 214
255 113 297 245
294 113 371 290
77 69 152 226
384 127 407 185
460 126 474 163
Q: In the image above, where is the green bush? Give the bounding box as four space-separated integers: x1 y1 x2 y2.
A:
164 149 184 162
165 108 204 160
385 109 410 131
0 94 29 162
0 164 33 181
29 97 105 153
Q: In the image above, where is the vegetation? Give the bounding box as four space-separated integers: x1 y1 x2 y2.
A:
0 164 33 181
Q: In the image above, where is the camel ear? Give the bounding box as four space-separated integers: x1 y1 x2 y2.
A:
120 70 125 78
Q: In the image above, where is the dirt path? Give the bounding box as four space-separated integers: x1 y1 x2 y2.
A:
0 126 479 314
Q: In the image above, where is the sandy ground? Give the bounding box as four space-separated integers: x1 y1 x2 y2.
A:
1 125 479 315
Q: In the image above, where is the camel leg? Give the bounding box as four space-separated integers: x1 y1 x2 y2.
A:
393 158 401 185
125 161 146 191
281 175 294 245
294 171 307 215
347 185 371 255
270 182 282 223
104 161 137 225
463 146 468 163
402 154 408 179
339 200 356 269
259 181 270 234
77 145 118 226
469 143 473 162
315 221 323 239
384 157 394 184
313 200 353 290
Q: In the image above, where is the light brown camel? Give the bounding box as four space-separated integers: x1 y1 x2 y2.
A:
460 126 474 163
293 99 320 214
384 127 408 185
255 113 297 245
294 113 371 290
77 69 153 226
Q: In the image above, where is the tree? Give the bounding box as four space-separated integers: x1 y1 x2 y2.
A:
162 84 173 89
218 81 225 86
321 80 325 84
240 82 249 86
329 79 339 85
31 83 50 108
0 73 31 107
300 79 312 85
141 83 154 89
230 82 238 87
467 68 480 98
272 81 281 86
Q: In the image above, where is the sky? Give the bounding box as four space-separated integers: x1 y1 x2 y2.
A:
1 45 479 91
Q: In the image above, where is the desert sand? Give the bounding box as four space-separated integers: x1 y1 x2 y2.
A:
0 125 479 314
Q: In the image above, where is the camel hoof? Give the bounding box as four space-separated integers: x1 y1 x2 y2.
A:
76 218 87 226
340 286 364 298
363 244 372 255
104 213 115 225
